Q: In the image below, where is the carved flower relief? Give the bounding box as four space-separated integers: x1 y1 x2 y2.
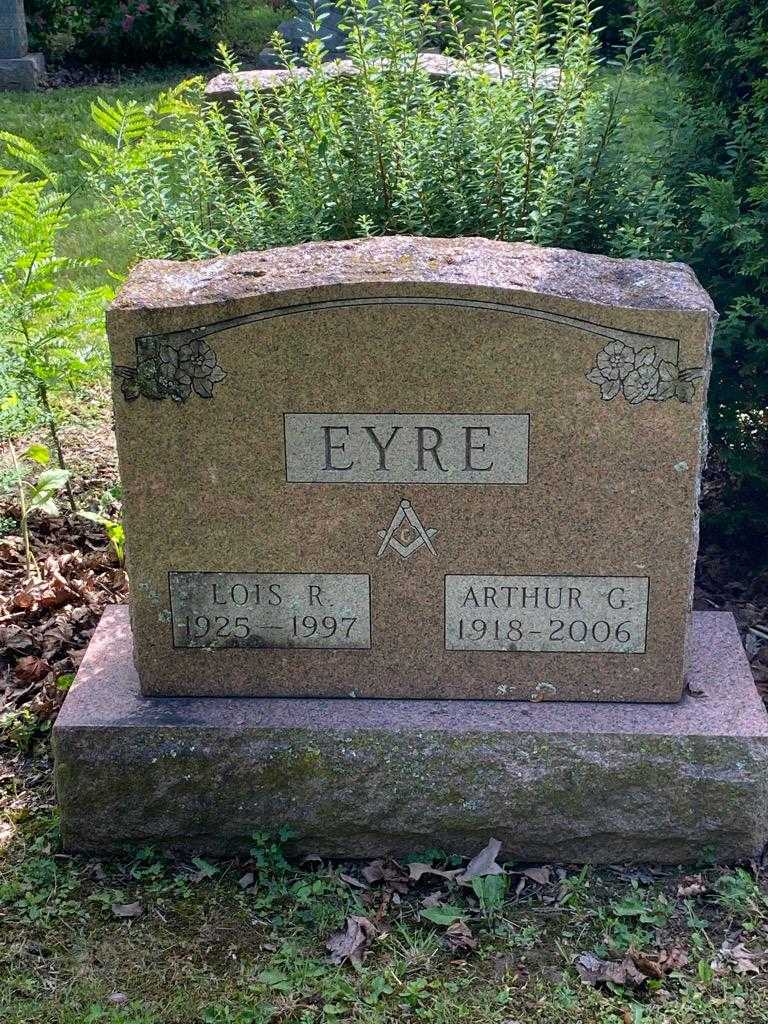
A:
175 339 226 399
586 339 704 405
623 363 660 404
114 334 226 402
597 341 635 381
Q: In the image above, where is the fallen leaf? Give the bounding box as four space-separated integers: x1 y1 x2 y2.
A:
326 915 378 966
13 655 51 684
458 838 504 882
444 919 477 952
629 948 664 980
111 901 143 919
677 874 706 897
339 872 367 889
660 947 689 972
408 862 462 883
522 866 552 885
108 993 129 1006
575 952 646 988
362 858 409 893
238 872 255 890
713 941 761 975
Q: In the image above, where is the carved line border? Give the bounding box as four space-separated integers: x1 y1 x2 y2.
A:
134 295 681 358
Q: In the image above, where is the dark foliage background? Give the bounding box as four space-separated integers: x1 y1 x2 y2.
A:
26 0 229 62
650 0 768 553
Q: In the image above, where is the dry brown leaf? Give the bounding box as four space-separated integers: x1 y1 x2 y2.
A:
11 589 36 611
339 872 367 890
628 948 664 980
626 946 688 981
444 920 477 952
362 858 409 893
111 901 143 919
713 941 761 975
13 656 51 684
659 947 689 972
677 874 706 897
575 952 646 988
522 866 552 885
458 838 504 883
326 915 378 966
408 862 462 883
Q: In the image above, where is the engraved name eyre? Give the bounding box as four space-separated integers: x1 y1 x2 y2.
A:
284 413 530 484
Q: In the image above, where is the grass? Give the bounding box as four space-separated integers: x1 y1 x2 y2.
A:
0 73 189 285
2 758 768 1023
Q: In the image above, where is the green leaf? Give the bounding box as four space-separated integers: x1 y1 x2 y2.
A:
191 856 218 878
472 873 507 910
26 468 70 512
420 904 467 926
24 443 50 465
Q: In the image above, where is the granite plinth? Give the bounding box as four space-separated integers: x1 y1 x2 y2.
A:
0 52 44 91
53 607 768 863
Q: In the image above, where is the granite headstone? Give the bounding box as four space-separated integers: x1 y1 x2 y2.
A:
106 236 715 703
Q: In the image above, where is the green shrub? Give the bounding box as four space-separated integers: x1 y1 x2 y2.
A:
0 133 112 498
26 0 230 64
649 0 768 544
82 0 649 258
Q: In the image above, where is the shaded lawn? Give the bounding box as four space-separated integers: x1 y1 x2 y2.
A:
0 73 197 285
2 758 768 1024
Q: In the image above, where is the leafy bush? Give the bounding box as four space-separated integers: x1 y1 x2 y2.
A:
0 133 112 501
26 0 230 63
649 0 768 543
82 0 649 258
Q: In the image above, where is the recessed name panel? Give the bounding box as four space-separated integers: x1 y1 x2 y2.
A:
445 575 649 653
170 572 371 650
284 413 529 483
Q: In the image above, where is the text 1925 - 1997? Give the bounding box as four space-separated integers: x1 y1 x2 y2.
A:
169 572 371 650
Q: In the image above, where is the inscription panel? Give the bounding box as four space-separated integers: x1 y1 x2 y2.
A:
170 572 371 650
284 413 529 484
445 575 649 654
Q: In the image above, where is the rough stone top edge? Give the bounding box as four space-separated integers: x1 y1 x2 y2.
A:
110 236 715 320
205 54 562 98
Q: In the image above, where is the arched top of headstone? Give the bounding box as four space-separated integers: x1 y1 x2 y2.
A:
111 235 714 318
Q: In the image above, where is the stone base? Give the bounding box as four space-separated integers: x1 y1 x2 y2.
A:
0 53 45 91
53 608 768 863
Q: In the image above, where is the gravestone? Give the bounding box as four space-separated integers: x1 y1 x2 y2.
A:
107 237 709 703
53 236 768 863
205 53 562 105
0 0 44 91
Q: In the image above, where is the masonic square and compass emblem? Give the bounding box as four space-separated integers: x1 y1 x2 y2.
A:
376 499 438 560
